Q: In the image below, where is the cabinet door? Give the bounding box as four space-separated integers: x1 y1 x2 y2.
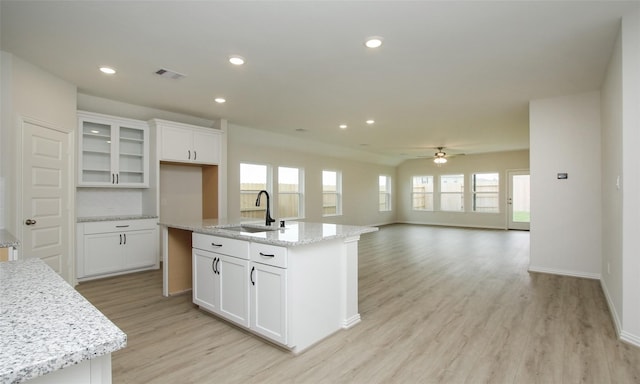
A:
192 130 220 164
116 125 148 187
84 232 123 276
122 229 157 270
250 262 288 345
193 249 219 313
78 119 114 186
160 126 192 162
218 255 250 327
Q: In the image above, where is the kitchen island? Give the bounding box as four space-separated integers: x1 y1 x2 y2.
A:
159 219 377 353
0 259 126 384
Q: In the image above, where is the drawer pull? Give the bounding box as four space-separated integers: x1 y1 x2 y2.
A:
115 225 130 228
250 266 255 286
259 252 275 258
211 243 223 247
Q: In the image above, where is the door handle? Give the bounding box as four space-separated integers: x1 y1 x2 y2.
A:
25 219 37 226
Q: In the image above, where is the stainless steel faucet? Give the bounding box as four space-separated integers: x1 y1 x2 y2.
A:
255 190 276 226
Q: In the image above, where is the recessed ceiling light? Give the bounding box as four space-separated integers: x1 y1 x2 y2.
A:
99 66 116 75
339 124 347 129
229 55 245 65
366 119 375 125
214 98 226 104
364 37 383 48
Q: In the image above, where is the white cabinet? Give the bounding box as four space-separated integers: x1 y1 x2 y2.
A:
152 119 221 165
78 111 149 187
192 233 250 327
250 260 288 345
77 219 158 280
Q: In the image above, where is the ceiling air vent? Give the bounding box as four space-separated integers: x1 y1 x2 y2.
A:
154 68 186 80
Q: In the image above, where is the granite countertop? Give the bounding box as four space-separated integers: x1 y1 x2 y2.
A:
0 259 127 384
0 230 19 248
158 218 378 247
77 214 158 223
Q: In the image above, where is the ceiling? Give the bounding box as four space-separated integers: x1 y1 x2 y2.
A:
1 1 637 164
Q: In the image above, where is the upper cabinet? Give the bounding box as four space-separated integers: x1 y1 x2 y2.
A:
78 111 149 188
151 119 221 165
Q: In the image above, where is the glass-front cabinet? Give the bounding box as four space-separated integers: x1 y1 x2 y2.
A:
78 111 149 188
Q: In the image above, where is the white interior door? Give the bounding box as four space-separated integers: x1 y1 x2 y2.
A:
507 170 530 230
21 118 71 280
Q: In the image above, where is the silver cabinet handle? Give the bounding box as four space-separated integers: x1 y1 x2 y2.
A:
25 219 37 226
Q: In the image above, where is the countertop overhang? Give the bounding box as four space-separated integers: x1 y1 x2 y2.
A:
0 259 127 384
159 219 378 247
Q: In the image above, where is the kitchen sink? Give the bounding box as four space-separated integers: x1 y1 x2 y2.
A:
221 225 281 233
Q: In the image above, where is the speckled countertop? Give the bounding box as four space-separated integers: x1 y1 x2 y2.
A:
158 219 378 247
77 214 158 223
0 230 19 248
0 259 127 384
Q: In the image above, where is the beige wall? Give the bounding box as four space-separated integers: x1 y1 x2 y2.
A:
397 150 529 229
227 123 397 226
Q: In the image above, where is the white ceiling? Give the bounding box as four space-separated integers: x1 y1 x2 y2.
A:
1 1 637 164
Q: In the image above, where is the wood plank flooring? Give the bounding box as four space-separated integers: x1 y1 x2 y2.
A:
76 224 640 383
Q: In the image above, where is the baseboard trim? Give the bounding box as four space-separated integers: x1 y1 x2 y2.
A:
600 280 622 337
398 220 507 230
528 265 600 280
342 314 361 329
620 331 640 348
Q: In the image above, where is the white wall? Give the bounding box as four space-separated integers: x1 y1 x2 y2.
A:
396 150 529 229
227 123 397 226
0 51 76 235
529 92 602 279
620 8 640 346
600 25 624 335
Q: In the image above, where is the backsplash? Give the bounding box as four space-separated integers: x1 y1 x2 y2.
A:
76 188 143 217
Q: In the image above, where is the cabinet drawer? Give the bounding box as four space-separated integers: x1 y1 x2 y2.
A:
82 219 157 234
250 243 287 268
193 233 249 259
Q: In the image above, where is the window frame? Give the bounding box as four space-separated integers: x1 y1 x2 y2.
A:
411 175 434 211
277 166 305 220
439 174 465 212
471 172 500 213
379 175 392 212
322 170 342 217
240 162 272 220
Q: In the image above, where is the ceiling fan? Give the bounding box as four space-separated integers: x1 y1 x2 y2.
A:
433 147 448 165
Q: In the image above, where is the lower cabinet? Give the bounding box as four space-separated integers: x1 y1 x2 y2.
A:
192 232 346 353
250 261 287 345
193 248 250 327
77 219 159 280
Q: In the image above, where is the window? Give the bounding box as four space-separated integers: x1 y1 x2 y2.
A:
322 170 341 216
440 174 464 211
379 175 391 212
278 166 304 219
240 163 270 220
412 176 434 211
472 173 499 213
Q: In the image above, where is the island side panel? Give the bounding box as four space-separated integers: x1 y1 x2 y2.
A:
167 227 193 295
342 236 361 328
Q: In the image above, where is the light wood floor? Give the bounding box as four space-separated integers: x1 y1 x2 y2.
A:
77 224 640 384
